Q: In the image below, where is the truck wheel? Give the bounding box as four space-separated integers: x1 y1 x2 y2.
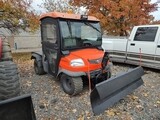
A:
60 74 83 95
34 60 45 75
0 61 20 100
1 39 12 61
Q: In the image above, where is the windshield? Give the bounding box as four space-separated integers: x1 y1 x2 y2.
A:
60 20 102 50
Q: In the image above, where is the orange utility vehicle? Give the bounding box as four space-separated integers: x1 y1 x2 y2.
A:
31 12 112 95
31 12 144 114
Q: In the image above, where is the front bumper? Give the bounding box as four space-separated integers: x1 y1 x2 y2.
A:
58 62 112 78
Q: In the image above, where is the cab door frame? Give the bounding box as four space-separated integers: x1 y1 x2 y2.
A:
40 17 61 76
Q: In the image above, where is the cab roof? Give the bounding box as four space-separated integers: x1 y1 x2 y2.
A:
40 11 99 21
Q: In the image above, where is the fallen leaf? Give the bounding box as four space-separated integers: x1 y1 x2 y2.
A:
77 115 84 120
72 109 77 113
143 93 148 97
121 114 133 120
136 105 143 111
156 100 160 104
26 81 32 86
129 95 138 100
106 109 115 117
85 111 91 117
154 104 158 107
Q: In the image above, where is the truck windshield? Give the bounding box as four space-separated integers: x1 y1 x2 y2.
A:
60 20 102 50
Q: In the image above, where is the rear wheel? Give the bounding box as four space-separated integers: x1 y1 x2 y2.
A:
0 61 20 100
34 60 45 75
60 74 83 95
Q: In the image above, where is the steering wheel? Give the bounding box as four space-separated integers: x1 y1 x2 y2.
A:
83 41 92 46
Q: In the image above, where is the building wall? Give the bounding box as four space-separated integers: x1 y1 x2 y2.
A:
13 29 41 49
0 28 42 49
14 36 41 49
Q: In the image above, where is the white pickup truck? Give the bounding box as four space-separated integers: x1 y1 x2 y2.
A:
102 25 160 69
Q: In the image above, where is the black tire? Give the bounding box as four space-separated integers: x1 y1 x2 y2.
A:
34 60 45 75
0 61 20 100
1 39 12 61
60 74 83 95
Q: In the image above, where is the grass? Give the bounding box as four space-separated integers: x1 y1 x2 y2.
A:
12 52 32 63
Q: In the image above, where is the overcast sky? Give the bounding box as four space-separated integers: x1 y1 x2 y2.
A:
32 0 160 20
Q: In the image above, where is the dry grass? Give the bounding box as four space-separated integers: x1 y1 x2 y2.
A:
12 52 32 63
12 52 34 77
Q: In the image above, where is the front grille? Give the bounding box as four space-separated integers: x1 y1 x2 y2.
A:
90 69 101 78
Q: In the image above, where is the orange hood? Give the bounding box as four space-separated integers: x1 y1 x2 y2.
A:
70 48 104 61
59 48 104 72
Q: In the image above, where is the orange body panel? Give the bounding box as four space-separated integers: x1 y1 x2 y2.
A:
40 11 99 21
59 48 104 73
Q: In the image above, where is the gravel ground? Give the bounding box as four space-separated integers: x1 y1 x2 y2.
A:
14 54 160 120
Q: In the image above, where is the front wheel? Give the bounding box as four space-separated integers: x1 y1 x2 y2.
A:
60 74 83 96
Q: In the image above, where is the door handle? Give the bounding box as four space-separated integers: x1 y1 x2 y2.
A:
157 45 160 48
130 43 135 46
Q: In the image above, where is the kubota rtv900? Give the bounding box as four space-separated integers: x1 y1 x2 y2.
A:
31 12 112 95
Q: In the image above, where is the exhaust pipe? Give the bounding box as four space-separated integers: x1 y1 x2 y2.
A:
0 94 36 120
90 66 144 115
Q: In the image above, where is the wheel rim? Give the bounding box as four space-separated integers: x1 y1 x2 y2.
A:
65 76 74 91
61 75 74 95
64 76 73 91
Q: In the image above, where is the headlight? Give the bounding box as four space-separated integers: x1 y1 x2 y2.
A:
70 59 85 67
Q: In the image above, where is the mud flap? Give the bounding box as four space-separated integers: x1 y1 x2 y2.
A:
0 94 36 120
90 66 144 115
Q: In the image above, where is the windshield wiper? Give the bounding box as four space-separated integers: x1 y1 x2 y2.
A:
67 21 72 37
84 22 101 33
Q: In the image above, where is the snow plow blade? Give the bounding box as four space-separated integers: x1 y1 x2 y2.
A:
0 94 36 120
90 66 144 115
